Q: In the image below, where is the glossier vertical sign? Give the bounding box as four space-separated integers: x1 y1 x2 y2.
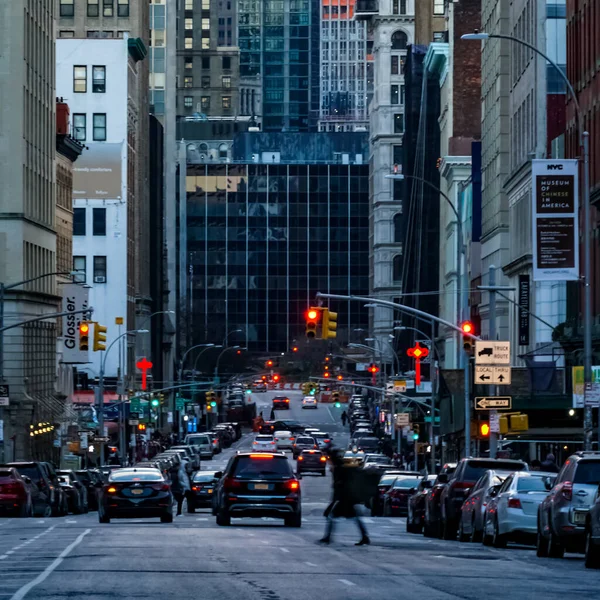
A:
532 159 579 281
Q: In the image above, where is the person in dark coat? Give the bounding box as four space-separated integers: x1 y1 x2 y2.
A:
270 407 276 421
169 464 191 516
319 448 370 546
340 410 348 426
541 453 560 473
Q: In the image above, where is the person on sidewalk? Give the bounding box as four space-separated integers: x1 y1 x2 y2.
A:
169 462 191 516
541 453 560 473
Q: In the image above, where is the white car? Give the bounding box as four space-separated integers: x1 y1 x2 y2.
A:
252 434 277 452
274 430 295 449
304 428 320 435
302 397 318 409
311 432 331 450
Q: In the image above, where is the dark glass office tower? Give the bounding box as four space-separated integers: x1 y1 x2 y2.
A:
184 132 370 351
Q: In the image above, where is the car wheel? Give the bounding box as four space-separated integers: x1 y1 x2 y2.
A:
216 509 231 526
492 518 507 548
160 513 173 523
457 518 468 542
585 529 600 569
371 502 379 517
99 514 110 524
536 528 549 557
44 505 53 518
285 512 302 527
548 530 565 558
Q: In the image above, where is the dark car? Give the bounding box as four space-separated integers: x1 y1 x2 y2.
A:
76 469 103 511
57 470 88 514
383 477 422 517
212 427 233 448
297 449 327 476
98 468 173 523
40 462 69 516
221 422 242 441
371 471 420 516
292 436 318 458
423 463 457 537
4 462 58 517
271 420 305 435
407 477 434 533
189 471 220 512
585 475 600 568
355 437 380 453
259 421 276 435
213 452 301 527
439 458 528 540
272 396 290 410
0 467 34 517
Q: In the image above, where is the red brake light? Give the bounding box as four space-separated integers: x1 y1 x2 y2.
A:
224 477 242 492
192 486 201 492
250 453 274 459
507 498 522 509
290 437 295 441
274 438 279 441
0 482 25 495
286 479 300 491
320 456 327 462
451 481 472 490
152 483 170 492
560 481 573 501
324 439 330 443
298 456 304 461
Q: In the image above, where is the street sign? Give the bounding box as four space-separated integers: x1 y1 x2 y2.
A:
475 396 512 410
175 396 185 410
395 413 411 427
475 366 512 385
93 436 110 443
490 413 501 433
475 341 511 365
424 416 440 423
130 398 140 413
393 380 407 393
0 384 9 407
128 419 139 426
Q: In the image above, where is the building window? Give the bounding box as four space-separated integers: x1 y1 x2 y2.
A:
391 31 408 50
60 0 74 17
393 0 406 14
92 66 106 93
117 0 129 17
391 56 399 75
88 0 99 17
393 181 403 203
185 0 193 8
87 30 114 38
185 58 193 69
393 214 403 243
391 85 399 105
394 114 404 134
201 76 210 88
202 57 210 70
184 76 193 88
59 30 75 38
185 18 193 29
222 76 231 89
73 256 87 283
93 113 107 141
223 56 231 70
73 208 86 236
74 66 87 93
222 96 231 110
201 96 210 111
185 38 193 49
93 208 106 236
202 37 209 50
93 256 107 282
393 255 402 281
184 96 193 108
433 31 446 42
202 18 210 30
400 85 405 104
202 0 209 7
433 0 445 15
73 114 86 141
103 0 114 17
393 145 403 165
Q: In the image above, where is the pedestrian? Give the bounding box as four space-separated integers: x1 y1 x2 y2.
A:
341 410 348 426
540 453 560 473
169 462 191 516
392 453 401 468
319 447 370 546
270 407 276 421
530 459 542 471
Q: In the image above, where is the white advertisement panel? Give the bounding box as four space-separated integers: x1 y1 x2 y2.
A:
532 159 579 281
61 283 90 364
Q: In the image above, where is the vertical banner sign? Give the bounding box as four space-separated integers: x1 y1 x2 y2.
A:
531 159 579 281
61 283 90 364
518 274 530 346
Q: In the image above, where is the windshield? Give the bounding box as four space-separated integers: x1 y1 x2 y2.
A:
255 435 274 441
193 472 218 483
379 475 398 486
517 476 553 492
296 438 315 444
10 466 40 481
312 433 329 439
574 461 600 484
393 478 421 488
367 456 391 464
464 461 526 482
187 435 211 445
233 456 293 479
109 471 163 482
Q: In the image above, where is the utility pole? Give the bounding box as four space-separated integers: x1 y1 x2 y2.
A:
488 265 498 459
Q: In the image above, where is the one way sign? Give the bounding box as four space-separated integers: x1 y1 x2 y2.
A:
474 366 512 385
475 396 512 410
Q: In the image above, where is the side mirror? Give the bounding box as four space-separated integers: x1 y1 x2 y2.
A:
22 476 32 485
544 477 553 491
423 480 433 489
489 486 499 498
214 471 223 479
437 473 448 484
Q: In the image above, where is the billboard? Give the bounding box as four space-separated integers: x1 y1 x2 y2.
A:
61 283 90 364
531 159 579 281
72 142 123 200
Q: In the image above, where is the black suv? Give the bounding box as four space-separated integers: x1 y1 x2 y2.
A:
213 452 301 527
439 458 528 539
272 396 290 410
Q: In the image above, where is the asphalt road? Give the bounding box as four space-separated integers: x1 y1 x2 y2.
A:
1 390 599 599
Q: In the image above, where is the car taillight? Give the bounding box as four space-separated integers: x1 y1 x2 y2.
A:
320 456 327 462
274 438 279 441
298 456 304 461
451 481 472 491
290 437 295 441
560 481 573 501
324 439 330 443
224 477 242 492
0 482 24 495
192 486 201 492
106 486 118 493
152 483 170 492
507 498 522 509
286 479 300 491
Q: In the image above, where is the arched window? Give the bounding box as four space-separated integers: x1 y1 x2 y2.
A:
219 143 228 159
391 30 408 50
393 255 402 282
393 214 402 243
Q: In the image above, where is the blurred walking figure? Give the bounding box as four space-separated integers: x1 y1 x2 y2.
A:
319 447 370 546
169 462 191 516
341 410 348 426
270 407 276 421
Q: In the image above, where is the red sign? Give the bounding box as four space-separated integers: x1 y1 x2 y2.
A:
136 357 153 391
407 342 429 386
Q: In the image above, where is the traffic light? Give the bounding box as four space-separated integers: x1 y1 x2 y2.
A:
266 360 274 367
480 422 490 437
305 308 321 339
331 391 341 408
321 309 338 340
79 322 90 351
93 323 107 352
412 424 420 441
462 321 475 353
150 397 160 408
336 374 343 380
368 364 380 374
205 390 218 409
292 346 298 353
510 413 529 431
272 374 280 382
137 423 146 432
323 372 330 378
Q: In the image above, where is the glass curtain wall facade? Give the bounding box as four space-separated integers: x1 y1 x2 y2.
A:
186 163 369 351
150 0 167 116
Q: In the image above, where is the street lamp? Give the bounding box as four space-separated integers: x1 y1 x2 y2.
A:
223 328 243 347
214 346 241 384
462 30 594 449
178 343 215 384
192 344 223 379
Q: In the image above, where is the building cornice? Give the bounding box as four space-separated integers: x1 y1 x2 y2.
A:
56 134 85 162
424 42 450 85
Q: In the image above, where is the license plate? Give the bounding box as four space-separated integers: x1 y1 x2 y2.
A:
131 489 143 495
207 488 213 494
254 484 269 490
573 511 587 525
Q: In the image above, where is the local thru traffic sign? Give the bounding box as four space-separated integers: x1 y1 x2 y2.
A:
474 365 512 385
475 396 512 410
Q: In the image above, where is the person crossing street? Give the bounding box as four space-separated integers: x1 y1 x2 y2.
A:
341 410 348 426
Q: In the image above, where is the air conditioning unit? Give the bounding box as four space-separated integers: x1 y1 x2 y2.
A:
94 276 106 283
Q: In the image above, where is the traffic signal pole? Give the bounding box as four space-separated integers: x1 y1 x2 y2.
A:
488 265 498 459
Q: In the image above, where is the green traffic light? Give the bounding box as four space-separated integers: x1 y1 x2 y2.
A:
151 398 160 408
246 389 252 394
413 434 419 441
310 389 315 395
335 402 341 408
210 401 217 407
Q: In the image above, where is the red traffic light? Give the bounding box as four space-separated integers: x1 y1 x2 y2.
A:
368 364 380 374
266 360 273 367
292 346 298 352
236 350 242 355
336 375 343 380
273 374 280 382
80 323 89 334
323 372 330 378
307 309 318 320
461 321 474 334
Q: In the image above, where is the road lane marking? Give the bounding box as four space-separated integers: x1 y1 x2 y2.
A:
196 518 208 521
363 518 374 524
305 561 317 567
280 548 290 553
338 579 355 587
260 540 269 545
9 529 91 600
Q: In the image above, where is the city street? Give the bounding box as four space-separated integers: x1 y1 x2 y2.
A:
1 391 598 600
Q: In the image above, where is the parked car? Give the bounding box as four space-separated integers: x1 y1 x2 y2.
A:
537 451 600 558
296 449 327 476
212 426 233 448
311 432 332 450
40 462 69 516
188 471 220 512
271 420 305 435
57 470 88 514
354 437 380 453
185 433 214 459
170 445 201 470
458 470 512 543
585 477 600 568
0 467 34 517
162 449 194 474
207 431 222 454
383 477 422 517
3 462 57 517
363 454 393 469
482 471 556 548
221 422 242 441
371 471 420 517
292 435 318 458
406 477 434 533
439 458 528 540
423 463 456 537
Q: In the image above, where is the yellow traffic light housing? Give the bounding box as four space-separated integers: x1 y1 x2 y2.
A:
321 309 338 340
93 323 107 352
510 414 529 431
305 307 321 339
79 322 90 351
499 415 509 434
